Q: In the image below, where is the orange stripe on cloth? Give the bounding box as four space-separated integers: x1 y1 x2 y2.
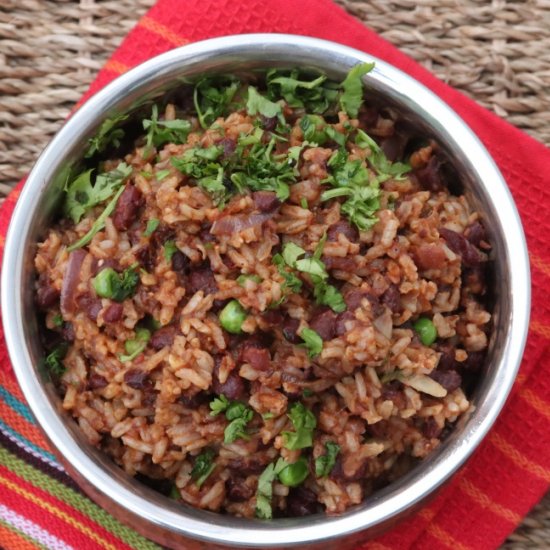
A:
489 432 550 483
519 387 550 422
103 59 131 75
0 398 49 452
0 471 118 550
458 478 521 524
531 253 550 280
1 373 30 405
426 523 472 550
530 320 550 341
138 15 190 46
0 522 39 550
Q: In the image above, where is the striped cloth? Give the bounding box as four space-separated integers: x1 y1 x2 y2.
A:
1 0 549 548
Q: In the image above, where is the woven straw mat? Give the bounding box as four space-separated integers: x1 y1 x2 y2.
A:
0 1 549 548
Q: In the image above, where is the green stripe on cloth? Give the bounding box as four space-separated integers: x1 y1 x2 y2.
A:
0 517 49 550
0 445 160 549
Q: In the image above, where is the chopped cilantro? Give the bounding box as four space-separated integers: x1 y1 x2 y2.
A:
143 218 160 237
246 86 282 119
224 414 253 444
315 441 340 477
321 149 382 231
339 62 375 118
45 344 68 377
169 484 180 500
262 412 274 420
67 184 127 251
85 113 128 158
273 253 303 294
276 241 345 313
355 129 411 181
191 449 216 488
209 394 230 416
119 328 151 362
52 313 63 328
143 104 192 149
302 389 313 398
300 197 308 209
299 327 323 359
64 162 132 225
266 69 339 114
282 401 317 450
163 240 178 261
155 169 171 181
193 76 240 129
209 395 254 443
255 458 288 519
300 114 328 145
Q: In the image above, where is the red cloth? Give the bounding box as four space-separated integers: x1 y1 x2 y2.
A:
1 1 549 549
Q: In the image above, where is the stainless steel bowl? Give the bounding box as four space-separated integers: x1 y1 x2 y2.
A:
1 34 530 549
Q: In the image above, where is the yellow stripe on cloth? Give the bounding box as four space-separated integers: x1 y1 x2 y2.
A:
490 432 550 483
103 59 131 75
138 15 190 46
458 478 521 524
426 523 472 550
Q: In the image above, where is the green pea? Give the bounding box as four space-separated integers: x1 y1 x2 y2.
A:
278 457 309 487
219 300 247 334
92 268 118 299
413 317 437 346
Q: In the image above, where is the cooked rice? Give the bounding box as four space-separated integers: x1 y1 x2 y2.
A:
34 70 491 519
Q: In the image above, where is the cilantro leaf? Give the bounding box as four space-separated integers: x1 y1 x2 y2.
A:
191 449 216 488
282 402 317 450
45 344 68 377
246 86 282 119
255 458 288 519
339 62 375 118
313 281 346 313
171 146 229 206
224 415 252 444
273 253 303 294
63 163 132 224
315 441 340 477
210 394 230 416
299 327 323 359
143 104 192 149
143 219 159 237
266 69 339 114
321 149 382 231
209 395 254 443
85 113 128 158
52 313 64 327
163 240 178 261
355 129 411 181
119 328 151 362
67 184 126 251
193 76 240 129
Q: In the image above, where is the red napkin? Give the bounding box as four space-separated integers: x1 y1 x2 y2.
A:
1 1 549 549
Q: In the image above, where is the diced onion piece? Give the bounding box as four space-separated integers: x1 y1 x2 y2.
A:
403 374 447 398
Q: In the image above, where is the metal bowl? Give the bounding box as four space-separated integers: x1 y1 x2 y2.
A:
1 34 530 549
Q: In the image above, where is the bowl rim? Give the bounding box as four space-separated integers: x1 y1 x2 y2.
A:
1 33 531 547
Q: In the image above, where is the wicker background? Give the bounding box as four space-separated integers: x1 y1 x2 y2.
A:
0 0 549 547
